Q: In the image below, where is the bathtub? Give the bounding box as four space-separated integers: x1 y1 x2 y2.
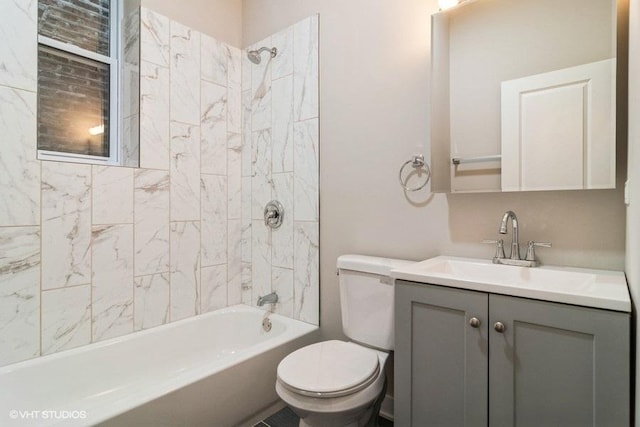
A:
0 305 318 427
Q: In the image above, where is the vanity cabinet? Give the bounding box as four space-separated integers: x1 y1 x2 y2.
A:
394 280 630 427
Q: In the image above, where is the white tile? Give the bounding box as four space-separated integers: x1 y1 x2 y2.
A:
170 21 201 125
251 38 272 131
272 76 294 173
228 131 242 150
293 119 319 221
201 34 229 86
228 46 242 89
200 81 227 176
141 8 170 67
228 219 242 306
140 61 170 170
241 89 253 177
91 225 134 342
241 176 252 263
121 113 140 168
201 175 227 266
242 49 252 90
201 265 227 313
92 166 133 224
122 9 140 117
0 88 39 226
170 221 201 321
272 26 294 80
0 227 40 366
134 273 170 330
272 173 294 268
120 8 141 171
228 145 242 220
293 222 319 325
171 122 201 221
134 169 170 276
41 162 91 290
0 0 36 92
228 86 242 134
252 129 273 219
272 267 294 317
242 229 252 267
241 262 252 305
252 220 271 307
41 286 91 355
293 15 319 121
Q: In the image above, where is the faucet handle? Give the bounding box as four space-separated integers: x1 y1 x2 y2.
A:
482 239 506 260
525 241 552 262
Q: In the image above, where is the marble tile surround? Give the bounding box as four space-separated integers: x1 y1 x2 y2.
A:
0 7 253 367
242 16 320 323
0 8 319 367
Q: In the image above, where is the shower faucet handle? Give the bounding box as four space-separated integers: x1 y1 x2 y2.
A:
264 200 284 229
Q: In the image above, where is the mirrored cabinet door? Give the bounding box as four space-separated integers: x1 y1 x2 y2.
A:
430 0 622 193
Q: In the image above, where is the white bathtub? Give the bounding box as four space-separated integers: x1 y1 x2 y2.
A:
0 305 318 427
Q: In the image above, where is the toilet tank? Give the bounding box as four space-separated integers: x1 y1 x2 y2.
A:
337 255 414 351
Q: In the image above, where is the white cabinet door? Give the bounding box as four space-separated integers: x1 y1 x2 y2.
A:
501 59 615 191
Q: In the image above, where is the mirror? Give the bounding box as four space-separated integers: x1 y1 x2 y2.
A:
430 0 619 193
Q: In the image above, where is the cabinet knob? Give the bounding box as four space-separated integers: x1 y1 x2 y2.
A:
494 321 506 333
469 317 481 328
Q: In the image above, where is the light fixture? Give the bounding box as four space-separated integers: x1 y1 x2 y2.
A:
88 124 104 136
438 0 460 11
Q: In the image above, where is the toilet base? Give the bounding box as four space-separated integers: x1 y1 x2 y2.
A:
289 378 387 427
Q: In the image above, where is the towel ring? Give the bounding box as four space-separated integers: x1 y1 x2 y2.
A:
399 154 430 192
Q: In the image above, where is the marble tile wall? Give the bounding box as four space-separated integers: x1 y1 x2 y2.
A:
0 6 244 367
242 16 320 325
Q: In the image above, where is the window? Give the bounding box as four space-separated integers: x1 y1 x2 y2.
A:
37 0 120 164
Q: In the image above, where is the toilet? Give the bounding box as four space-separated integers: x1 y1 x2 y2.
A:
276 254 413 427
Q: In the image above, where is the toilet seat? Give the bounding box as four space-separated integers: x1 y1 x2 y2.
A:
277 340 380 398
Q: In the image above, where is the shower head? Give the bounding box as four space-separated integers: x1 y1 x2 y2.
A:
247 47 278 64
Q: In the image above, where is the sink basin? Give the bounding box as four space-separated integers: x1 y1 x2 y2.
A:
390 256 630 312
425 257 596 289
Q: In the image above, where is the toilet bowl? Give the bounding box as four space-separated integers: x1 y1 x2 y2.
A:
277 340 388 427
275 255 414 427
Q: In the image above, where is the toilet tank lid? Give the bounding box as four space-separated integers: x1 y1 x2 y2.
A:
337 254 415 277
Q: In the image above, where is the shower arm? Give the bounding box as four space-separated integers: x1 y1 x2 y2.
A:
254 46 277 58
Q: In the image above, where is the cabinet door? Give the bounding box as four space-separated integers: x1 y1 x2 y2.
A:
489 294 630 427
395 281 489 427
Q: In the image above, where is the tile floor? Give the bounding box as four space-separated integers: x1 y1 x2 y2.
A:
255 406 394 427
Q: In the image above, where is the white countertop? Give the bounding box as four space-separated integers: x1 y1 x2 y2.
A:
390 256 631 312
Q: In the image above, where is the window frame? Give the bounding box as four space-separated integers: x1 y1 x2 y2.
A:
37 0 121 166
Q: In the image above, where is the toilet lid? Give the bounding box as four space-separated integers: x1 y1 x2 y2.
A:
277 340 380 397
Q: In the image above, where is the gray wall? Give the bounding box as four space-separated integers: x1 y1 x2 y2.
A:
242 0 627 345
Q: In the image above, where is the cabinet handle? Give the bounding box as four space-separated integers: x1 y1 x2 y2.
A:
469 317 481 328
494 321 506 333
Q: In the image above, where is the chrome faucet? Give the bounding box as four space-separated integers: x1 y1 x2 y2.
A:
257 292 278 306
483 210 551 267
499 210 520 260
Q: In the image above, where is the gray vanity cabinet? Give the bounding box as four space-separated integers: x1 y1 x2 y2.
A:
395 281 489 427
395 280 630 427
488 293 629 427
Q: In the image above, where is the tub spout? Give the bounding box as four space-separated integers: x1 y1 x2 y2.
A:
257 292 278 306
